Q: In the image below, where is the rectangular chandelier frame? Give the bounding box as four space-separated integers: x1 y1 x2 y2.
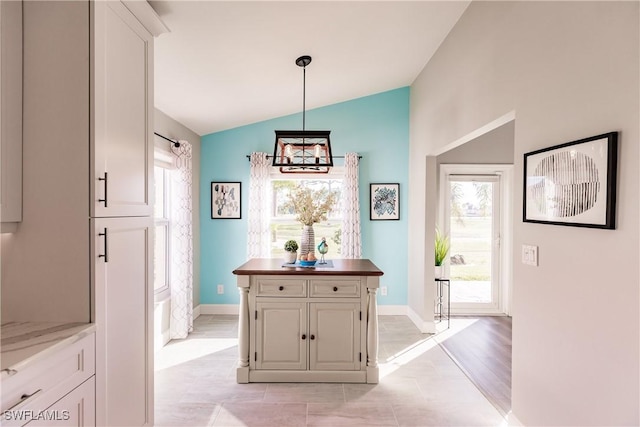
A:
272 130 333 174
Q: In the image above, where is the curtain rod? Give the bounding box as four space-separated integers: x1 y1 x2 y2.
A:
154 131 181 148
246 154 361 161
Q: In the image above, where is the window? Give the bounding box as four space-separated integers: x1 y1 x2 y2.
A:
154 165 171 299
269 170 343 258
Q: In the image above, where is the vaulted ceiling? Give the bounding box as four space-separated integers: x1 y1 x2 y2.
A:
151 1 470 136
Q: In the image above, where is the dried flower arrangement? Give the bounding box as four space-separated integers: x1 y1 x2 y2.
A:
285 186 337 226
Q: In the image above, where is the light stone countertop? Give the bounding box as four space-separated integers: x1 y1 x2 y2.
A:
1 322 95 379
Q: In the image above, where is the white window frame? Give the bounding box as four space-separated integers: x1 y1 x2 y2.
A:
268 167 345 258
154 142 175 302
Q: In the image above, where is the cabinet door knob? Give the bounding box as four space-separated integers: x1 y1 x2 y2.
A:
301 334 306 340
333 286 338 292
278 286 284 291
310 334 315 340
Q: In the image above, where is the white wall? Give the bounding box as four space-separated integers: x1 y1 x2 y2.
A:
410 2 638 425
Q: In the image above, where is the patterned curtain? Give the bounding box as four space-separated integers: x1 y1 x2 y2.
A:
341 152 361 258
169 140 193 339
247 152 271 258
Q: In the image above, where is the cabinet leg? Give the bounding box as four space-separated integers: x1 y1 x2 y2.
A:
237 286 250 383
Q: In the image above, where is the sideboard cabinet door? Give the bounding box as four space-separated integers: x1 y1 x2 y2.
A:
309 302 361 371
255 301 307 371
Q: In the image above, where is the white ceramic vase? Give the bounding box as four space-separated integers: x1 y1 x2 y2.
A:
284 250 297 264
300 225 315 257
435 265 444 279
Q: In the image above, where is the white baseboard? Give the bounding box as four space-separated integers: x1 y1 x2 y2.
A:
377 305 409 316
507 412 524 426
196 304 435 333
407 306 436 334
199 304 240 315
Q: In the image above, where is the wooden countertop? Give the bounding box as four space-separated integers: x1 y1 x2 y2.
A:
233 258 384 276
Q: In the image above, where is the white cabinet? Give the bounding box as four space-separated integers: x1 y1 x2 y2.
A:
1 332 95 427
92 217 153 427
255 301 307 370
91 1 154 218
0 0 23 232
246 276 373 383
26 377 96 427
309 302 361 371
1 2 163 426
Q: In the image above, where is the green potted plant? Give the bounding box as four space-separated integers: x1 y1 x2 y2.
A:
435 228 450 278
283 239 299 264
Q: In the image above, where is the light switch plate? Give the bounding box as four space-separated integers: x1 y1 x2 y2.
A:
522 245 538 266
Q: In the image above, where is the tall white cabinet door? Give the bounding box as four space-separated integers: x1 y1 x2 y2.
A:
309 303 361 371
92 217 153 427
91 1 153 218
0 0 23 229
255 302 307 370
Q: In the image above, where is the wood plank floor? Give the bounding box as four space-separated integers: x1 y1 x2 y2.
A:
436 316 512 416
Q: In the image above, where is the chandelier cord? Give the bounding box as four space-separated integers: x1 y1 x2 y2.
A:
302 64 306 131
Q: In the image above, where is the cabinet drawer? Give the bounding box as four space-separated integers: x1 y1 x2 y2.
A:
256 279 307 297
310 279 361 298
1 333 95 426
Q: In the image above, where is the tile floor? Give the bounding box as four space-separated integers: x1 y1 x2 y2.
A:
154 315 507 427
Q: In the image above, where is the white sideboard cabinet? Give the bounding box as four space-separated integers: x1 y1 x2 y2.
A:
234 259 383 384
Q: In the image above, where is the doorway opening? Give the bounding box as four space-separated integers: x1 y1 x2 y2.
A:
440 164 512 315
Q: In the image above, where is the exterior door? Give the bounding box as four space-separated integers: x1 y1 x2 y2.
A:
441 165 510 314
255 301 307 370
309 302 360 371
93 216 153 426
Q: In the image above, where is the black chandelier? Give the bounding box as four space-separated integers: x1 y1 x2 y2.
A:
272 55 333 173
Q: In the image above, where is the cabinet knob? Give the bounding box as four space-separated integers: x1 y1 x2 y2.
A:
310 334 315 340
278 286 284 291
301 334 306 340
333 286 338 292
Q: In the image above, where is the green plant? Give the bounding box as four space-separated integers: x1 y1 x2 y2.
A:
284 239 299 252
435 228 450 266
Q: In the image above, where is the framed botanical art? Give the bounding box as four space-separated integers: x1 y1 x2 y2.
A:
523 132 618 229
211 182 241 219
370 183 400 220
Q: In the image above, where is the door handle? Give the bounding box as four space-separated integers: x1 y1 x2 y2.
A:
98 228 108 263
301 334 306 340
98 172 108 207
5 389 42 412
310 334 315 340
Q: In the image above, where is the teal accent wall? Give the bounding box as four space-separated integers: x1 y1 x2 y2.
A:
200 87 409 305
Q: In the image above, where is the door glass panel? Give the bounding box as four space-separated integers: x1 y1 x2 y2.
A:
449 181 493 304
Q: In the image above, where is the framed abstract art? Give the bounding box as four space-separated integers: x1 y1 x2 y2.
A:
523 132 618 229
370 183 400 221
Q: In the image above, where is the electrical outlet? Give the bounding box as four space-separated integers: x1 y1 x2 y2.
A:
522 245 538 266
217 284 224 294
380 286 387 296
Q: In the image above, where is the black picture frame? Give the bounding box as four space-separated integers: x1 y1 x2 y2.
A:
370 183 400 220
211 182 241 219
523 132 618 229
